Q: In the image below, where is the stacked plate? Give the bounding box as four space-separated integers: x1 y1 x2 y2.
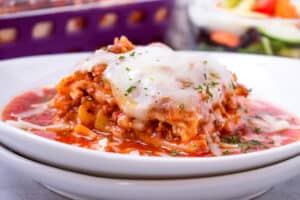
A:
0 53 300 200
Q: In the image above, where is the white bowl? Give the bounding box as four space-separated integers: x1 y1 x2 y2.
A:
1 144 300 200
0 53 300 178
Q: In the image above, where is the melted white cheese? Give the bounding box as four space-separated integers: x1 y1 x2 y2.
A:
77 45 235 120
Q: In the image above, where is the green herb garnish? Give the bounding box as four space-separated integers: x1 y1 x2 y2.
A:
118 55 125 61
194 84 203 92
231 81 237 90
223 150 230 155
250 140 262 145
254 127 261 134
130 51 136 57
171 149 180 156
126 85 136 94
179 103 185 111
221 135 241 144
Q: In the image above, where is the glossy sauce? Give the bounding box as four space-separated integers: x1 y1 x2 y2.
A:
2 88 300 157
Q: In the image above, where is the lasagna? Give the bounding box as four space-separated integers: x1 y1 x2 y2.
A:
2 37 300 157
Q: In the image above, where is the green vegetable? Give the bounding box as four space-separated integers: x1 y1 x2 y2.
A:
261 36 273 55
257 24 300 44
221 135 241 144
179 103 185 111
223 150 231 155
171 149 180 156
220 0 242 9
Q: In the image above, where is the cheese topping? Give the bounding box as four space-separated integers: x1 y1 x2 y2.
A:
77 45 235 120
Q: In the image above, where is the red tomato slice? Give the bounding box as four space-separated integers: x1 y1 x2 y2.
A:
253 0 276 15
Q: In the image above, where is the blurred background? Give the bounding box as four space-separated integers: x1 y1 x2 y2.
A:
0 0 299 59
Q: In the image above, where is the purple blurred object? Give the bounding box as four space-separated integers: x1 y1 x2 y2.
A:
0 0 174 59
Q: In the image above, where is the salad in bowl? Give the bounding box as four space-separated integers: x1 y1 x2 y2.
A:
189 0 300 58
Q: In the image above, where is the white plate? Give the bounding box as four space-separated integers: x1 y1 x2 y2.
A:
0 53 300 178
1 144 300 200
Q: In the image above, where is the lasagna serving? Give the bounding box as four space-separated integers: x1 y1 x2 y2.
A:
2 37 300 157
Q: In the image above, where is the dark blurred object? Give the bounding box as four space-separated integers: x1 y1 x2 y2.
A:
0 0 174 59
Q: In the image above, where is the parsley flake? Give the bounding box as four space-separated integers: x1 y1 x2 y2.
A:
130 51 136 57
223 150 230 155
118 55 125 61
254 127 261 134
231 81 237 90
179 103 185 111
126 85 136 94
171 149 180 156
194 84 203 92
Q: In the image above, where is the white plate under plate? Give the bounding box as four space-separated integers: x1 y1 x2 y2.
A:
0 53 300 178
0 145 299 200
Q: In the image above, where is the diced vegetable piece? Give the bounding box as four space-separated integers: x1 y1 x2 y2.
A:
261 36 273 55
253 0 276 15
257 23 300 44
210 31 241 48
275 0 299 18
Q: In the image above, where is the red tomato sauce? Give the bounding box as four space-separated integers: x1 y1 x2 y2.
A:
2 88 300 157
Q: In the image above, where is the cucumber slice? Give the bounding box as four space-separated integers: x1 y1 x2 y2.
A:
258 23 300 44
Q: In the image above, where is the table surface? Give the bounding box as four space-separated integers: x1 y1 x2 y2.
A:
1 164 300 200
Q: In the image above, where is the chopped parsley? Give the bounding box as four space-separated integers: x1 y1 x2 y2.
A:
203 60 208 65
179 103 185 111
254 127 261 134
126 86 136 93
118 55 125 61
125 67 131 72
130 51 136 57
205 85 213 100
192 143 198 148
171 149 180 156
223 150 230 155
239 143 249 152
250 140 262 145
144 87 148 90
221 135 265 153
210 72 220 79
221 135 241 144
209 81 219 87
194 84 203 92
248 88 253 93
231 81 237 90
